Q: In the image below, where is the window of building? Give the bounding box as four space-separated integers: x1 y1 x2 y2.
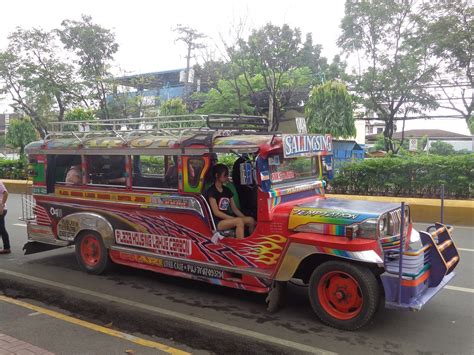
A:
377 127 383 134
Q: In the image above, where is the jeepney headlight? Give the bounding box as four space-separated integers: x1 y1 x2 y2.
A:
379 214 388 237
357 218 379 239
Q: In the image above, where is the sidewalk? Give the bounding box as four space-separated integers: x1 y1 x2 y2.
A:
0 334 53 355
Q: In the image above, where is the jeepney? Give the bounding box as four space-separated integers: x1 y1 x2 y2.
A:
22 114 459 330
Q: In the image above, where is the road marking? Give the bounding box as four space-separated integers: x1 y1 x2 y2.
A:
445 285 474 294
13 223 26 227
0 268 335 355
458 248 474 252
0 294 190 355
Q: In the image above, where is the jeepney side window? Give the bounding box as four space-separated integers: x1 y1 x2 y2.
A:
48 154 82 189
87 155 126 186
132 155 176 189
188 157 205 188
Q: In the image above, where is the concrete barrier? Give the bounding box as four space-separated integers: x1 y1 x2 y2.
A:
1 179 473 226
1 179 32 194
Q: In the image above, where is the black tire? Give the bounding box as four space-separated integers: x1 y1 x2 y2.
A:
75 230 111 275
308 260 380 331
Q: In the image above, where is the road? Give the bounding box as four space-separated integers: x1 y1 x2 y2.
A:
1 194 473 354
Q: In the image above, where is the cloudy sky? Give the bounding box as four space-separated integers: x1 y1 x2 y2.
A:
0 0 470 134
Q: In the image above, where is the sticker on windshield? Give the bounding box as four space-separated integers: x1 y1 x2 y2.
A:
271 170 296 182
268 156 280 166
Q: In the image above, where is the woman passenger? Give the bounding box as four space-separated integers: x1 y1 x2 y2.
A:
207 164 255 239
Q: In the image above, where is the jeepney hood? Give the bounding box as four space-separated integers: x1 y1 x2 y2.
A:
288 197 401 231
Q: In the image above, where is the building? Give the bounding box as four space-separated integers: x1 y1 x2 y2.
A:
332 140 365 169
0 113 21 135
111 68 200 110
366 129 474 152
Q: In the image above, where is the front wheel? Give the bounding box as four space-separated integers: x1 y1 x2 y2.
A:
75 231 111 275
309 261 379 330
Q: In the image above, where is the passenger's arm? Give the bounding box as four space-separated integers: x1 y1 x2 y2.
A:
230 198 244 217
209 198 233 220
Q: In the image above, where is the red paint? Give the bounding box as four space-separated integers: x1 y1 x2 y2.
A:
80 234 102 267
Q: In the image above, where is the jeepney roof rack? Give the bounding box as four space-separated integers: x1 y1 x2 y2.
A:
44 114 271 144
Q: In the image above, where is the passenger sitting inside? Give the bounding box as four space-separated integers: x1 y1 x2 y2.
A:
207 164 255 239
65 165 81 185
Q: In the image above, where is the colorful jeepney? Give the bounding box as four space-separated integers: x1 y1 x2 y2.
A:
23 115 459 330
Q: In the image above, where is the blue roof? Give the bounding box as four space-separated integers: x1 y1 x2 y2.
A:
333 140 364 151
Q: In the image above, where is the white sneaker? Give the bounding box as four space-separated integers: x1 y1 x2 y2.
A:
211 232 224 244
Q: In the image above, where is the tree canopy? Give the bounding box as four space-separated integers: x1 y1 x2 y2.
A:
338 0 439 153
305 81 356 138
6 117 38 155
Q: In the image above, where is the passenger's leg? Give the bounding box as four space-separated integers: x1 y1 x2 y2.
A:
217 218 245 239
242 216 256 234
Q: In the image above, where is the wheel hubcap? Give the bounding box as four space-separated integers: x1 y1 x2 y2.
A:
80 235 101 267
317 271 363 320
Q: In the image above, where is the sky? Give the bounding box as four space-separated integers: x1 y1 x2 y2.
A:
0 0 470 135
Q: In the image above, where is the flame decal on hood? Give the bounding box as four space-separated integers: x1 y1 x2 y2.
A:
238 235 287 266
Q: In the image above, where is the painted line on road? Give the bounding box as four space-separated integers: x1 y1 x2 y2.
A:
0 268 335 355
458 248 474 252
0 294 190 355
445 285 474 294
13 223 26 227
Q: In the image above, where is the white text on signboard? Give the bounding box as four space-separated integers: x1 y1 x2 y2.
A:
283 134 332 158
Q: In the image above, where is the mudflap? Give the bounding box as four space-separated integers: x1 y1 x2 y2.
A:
265 281 287 313
23 242 64 255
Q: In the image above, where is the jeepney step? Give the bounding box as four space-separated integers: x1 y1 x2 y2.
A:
446 255 459 271
437 239 453 252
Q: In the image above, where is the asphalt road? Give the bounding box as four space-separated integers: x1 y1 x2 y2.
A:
1 194 473 354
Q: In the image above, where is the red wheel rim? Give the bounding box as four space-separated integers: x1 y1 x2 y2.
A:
80 235 101 267
317 271 363 320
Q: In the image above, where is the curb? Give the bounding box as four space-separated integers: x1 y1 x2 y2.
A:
1 179 473 226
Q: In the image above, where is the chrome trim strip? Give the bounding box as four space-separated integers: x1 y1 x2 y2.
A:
274 242 384 281
110 245 272 278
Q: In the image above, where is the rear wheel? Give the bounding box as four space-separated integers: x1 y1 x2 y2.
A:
75 231 111 275
309 261 379 330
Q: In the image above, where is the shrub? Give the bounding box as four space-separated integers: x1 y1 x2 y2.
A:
332 154 474 199
0 158 28 180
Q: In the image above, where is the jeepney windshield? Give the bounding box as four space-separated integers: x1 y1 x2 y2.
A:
268 155 321 185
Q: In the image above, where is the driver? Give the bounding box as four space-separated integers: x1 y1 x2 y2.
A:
207 164 255 239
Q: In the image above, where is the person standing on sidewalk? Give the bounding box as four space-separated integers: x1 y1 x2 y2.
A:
0 181 11 254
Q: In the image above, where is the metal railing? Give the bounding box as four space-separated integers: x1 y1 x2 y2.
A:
45 114 270 143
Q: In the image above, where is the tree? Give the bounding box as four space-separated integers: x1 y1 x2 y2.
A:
195 75 261 115
429 140 455 155
338 0 439 153
305 81 356 138
160 98 188 116
233 24 314 129
174 25 206 101
6 117 38 155
59 15 119 120
422 0 474 133
216 23 335 130
63 108 96 131
0 28 80 137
